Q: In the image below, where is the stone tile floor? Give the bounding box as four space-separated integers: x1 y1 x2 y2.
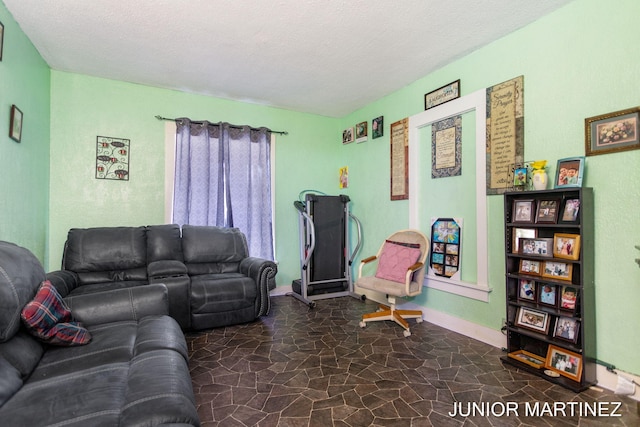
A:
187 296 639 426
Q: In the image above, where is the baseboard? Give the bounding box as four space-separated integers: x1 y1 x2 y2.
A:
594 365 640 401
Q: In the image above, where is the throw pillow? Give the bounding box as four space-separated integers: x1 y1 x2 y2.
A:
375 240 421 283
21 280 91 346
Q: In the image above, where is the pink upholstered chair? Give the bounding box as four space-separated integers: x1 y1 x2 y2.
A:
356 229 429 337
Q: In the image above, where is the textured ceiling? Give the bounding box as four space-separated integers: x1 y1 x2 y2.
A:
4 0 573 117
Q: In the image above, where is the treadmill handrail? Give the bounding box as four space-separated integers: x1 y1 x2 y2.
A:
301 210 315 269
349 212 363 264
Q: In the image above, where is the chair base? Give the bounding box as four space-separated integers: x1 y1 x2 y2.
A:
359 303 423 337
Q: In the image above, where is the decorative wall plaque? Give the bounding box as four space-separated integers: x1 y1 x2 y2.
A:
96 136 130 180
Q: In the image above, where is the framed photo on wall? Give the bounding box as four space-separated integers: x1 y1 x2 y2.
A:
585 106 640 156
9 105 23 143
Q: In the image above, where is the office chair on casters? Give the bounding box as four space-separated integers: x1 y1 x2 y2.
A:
356 229 429 337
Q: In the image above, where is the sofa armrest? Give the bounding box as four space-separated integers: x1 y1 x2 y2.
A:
148 260 188 278
239 257 277 317
64 283 170 327
46 270 79 298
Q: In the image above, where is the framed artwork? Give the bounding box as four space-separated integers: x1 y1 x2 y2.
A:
559 285 579 312
542 261 573 282
519 259 541 276
424 79 460 110
512 199 535 223
538 284 557 307
555 157 585 188
390 118 409 200
518 279 536 302
0 20 4 61
559 198 580 223
342 127 354 144
553 233 581 261
9 105 23 143
585 106 640 156
355 121 368 143
515 307 550 334
508 350 545 369
535 199 560 224
372 116 384 139
553 316 580 344
519 237 553 257
96 136 130 180
513 166 528 187
339 166 348 189
512 228 536 253
545 344 583 382
431 115 462 179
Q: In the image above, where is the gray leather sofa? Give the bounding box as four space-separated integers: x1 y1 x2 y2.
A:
0 240 200 426
47 224 277 330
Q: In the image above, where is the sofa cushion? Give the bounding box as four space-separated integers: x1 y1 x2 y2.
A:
0 241 46 342
0 356 22 407
146 224 184 263
21 280 91 346
190 274 256 313
182 225 248 263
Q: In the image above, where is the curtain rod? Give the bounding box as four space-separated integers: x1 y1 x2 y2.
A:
155 115 288 135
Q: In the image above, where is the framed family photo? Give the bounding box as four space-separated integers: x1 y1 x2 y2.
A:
542 261 573 282
559 198 580 223
508 350 545 369
545 344 583 382
536 199 560 224
518 279 536 302
553 316 580 344
512 199 535 223
538 284 557 307
585 106 640 157
555 157 584 188
559 285 578 311
519 259 541 276
519 238 553 257
553 233 581 260
512 228 536 253
515 307 550 334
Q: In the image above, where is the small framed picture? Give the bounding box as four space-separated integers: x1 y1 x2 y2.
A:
585 106 640 157
535 199 560 224
512 199 535 223
559 285 579 312
559 198 580 223
0 20 4 61
424 79 460 110
553 316 580 344
342 127 354 144
9 105 23 143
512 228 536 254
508 350 546 369
515 307 550 334
538 284 557 307
372 116 384 139
553 233 581 261
519 259 541 276
519 237 553 257
518 279 536 302
542 261 573 282
513 167 528 186
432 242 445 253
555 157 585 188
355 121 368 143
545 344 583 382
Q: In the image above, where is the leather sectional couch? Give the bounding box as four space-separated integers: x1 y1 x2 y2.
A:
47 224 278 330
0 240 200 426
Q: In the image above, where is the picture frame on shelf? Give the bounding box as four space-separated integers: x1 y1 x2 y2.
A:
553 233 581 260
519 237 553 257
512 199 535 223
519 259 541 276
553 316 580 344
513 166 528 187
9 105 23 143
559 198 581 223
515 307 550 334
585 106 640 157
559 285 579 312
535 199 560 224
545 344 583 382
555 157 585 188
538 283 557 307
512 228 536 253
508 350 546 369
542 261 573 282
518 279 536 302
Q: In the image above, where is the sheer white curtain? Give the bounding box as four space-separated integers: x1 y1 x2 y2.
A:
172 119 274 260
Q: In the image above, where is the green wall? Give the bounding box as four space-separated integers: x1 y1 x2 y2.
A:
339 0 640 375
0 3 50 263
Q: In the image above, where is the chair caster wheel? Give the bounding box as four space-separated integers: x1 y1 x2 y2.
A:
416 317 423 323
359 321 366 328
403 329 411 337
